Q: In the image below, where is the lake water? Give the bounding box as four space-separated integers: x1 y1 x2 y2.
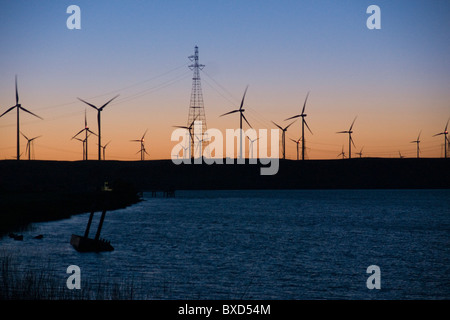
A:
1 189 449 299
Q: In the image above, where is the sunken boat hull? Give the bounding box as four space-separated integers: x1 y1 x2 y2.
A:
70 234 114 252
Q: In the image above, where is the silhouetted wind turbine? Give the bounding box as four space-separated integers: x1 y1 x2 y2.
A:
356 146 364 158
73 137 86 160
285 92 313 160
100 141 111 160
0 76 43 160
131 129 148 161
72 110 97 160
433 119 449 158
337 146 346 159
272 120 296 160
77 94 119 160
290 137 302 160
398 151 404 159
247 136 259 159
173 116 197 159
194 135 209 158
21 131 41 160
220 86 251 159
337 116 357 159
181 144 190 159
410 131 421 159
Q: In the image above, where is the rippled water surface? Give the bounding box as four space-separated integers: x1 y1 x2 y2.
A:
1 189 449 299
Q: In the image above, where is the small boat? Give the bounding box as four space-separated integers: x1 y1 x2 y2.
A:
70 234 114 252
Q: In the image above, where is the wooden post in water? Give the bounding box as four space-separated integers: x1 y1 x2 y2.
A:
94 208 107 242
84 210 95 238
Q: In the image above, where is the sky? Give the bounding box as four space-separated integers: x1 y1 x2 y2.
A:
0 0 449 161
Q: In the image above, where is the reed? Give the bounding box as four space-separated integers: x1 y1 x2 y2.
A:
0 252 137 300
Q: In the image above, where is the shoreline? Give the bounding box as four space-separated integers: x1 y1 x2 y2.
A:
0 186 141 238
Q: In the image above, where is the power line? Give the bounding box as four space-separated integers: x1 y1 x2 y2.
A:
32 63 190 112
0 66 192 129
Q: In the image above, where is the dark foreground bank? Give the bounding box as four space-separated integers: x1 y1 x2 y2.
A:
0 180 140 237
1 158 449 191
0 158 448 235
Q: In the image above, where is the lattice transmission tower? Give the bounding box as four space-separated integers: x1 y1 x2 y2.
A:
187 46 208 158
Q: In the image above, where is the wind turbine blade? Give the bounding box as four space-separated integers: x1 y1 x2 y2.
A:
104 141 111 148
445 118 449 131
349 116 357 131
433 132 444 137
87 129 98 136
26 141 29 154
350 135 356 147
19 106 43 120
99 94 120 110
239 85 249 110
220 109 240 117
0 105 17 118
30 135 42 142
304 119 313 134
72 129 85 139
284 114 300 121
271 121 283 130
417 130 422 140
337 131 348 134
142 129 148 140
84 109 87 127
77 98 99 110
15 75 19 105
285 120 297 130
173 125 189 129
20 131 29 140
242 113 252 128
301 91 310 115
188 115 199 128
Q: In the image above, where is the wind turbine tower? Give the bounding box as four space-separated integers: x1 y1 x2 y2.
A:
187 46 208 158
